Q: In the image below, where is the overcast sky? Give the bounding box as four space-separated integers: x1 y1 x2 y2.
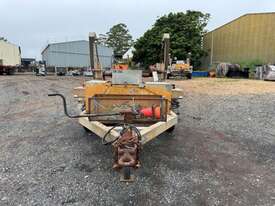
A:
1 0 275 59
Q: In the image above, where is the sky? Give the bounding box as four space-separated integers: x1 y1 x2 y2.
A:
1 0 275 59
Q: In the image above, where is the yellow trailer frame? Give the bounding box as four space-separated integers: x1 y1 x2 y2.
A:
50 73 183 181
79 110 177 145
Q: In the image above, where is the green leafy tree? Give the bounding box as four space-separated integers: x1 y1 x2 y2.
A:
105 23 134 56
133 11 210 68
97 33 108 46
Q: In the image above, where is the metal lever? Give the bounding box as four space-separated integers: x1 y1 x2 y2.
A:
48 93 121 118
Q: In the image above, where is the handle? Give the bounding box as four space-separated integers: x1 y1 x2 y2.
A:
48 93 120 118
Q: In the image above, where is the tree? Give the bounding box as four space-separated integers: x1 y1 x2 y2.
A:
97 34 108 46
133 11 210 68
105 23 134 57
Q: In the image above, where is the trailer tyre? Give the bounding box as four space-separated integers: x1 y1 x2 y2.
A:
83 126 92 133
187 73 192 79
167 126 175 133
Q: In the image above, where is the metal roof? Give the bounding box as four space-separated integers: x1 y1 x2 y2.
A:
41 40 89 55
41 40 113 68
207 12 275 34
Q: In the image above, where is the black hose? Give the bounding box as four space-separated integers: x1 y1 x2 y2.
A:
102 124 142 145
48 93 121 118
102 125 120 145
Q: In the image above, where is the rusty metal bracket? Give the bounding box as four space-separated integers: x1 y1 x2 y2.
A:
112 126 141 181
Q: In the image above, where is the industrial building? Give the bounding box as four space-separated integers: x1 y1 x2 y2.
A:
202 12 275 68
0 39 21 66
41 40 113 69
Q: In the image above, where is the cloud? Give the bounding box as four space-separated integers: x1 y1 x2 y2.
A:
1 0 275 58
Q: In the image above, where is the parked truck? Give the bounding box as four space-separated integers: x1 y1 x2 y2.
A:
0 38 21 75
0 65 17 75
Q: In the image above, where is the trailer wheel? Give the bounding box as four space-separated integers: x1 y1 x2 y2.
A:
167 126 175 133
187 73 192 79
83 126 92 133
123 166 131 180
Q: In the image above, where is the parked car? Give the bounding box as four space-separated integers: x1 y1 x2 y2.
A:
83 71 93 77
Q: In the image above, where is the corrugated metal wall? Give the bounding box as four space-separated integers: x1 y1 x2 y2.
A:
42 40 113 68
0 40 21 66
202 13 275 68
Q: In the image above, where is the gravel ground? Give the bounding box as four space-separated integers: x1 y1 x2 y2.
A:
1 76 275 206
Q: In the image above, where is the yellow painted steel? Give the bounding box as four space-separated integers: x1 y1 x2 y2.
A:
202 13 275 67
84 83 172 113
174 63 191 70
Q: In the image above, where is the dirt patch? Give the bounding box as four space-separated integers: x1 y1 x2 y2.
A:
170 78 275 96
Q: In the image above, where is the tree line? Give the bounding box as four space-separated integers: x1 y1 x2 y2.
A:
100 10 210 68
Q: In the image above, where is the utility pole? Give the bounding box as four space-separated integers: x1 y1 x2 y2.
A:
210 32 214 66
162 33 170 80
89 32 103 80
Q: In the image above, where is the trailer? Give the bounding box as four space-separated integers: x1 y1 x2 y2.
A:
49 70 182 181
